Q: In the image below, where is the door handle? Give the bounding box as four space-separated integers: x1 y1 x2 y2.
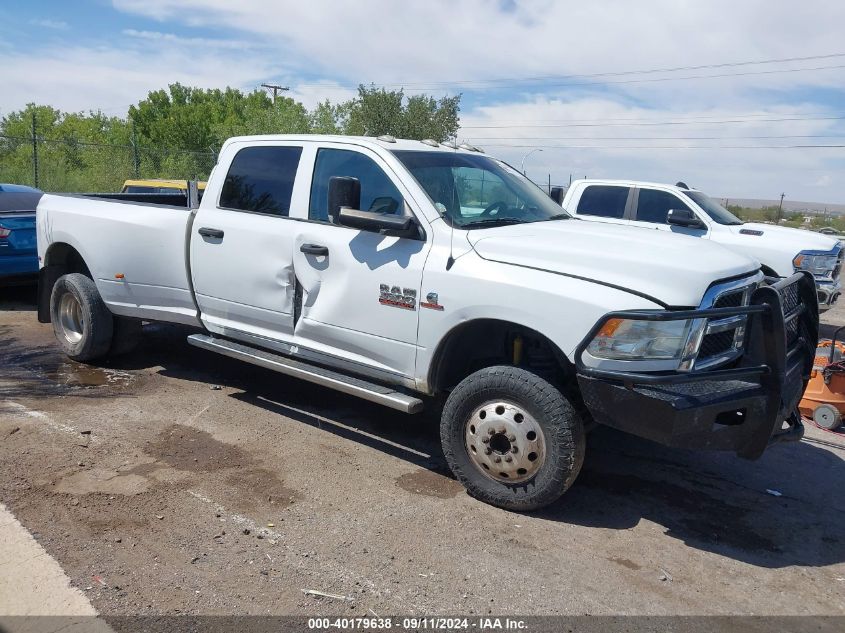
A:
300 243 329 256
198 227 224 239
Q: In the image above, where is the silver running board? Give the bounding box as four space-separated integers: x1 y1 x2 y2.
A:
187 334 424 414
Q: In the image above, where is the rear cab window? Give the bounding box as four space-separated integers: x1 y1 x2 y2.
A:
219 145 303 216
576 185 630 219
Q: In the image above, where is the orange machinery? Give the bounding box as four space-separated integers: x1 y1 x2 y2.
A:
799 325 845 430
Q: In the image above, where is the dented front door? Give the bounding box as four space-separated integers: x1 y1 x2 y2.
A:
291 226 428 380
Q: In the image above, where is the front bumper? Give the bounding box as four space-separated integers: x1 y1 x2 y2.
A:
575 273 818 460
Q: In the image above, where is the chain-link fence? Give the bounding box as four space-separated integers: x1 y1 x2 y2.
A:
0 133 217 193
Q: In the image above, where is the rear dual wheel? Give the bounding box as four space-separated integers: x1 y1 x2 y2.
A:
441 366 585 511
50 273 140 362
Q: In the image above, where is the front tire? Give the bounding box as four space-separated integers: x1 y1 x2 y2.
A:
50 273 113 362
441 366 585 511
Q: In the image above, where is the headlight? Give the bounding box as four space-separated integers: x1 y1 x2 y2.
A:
793 251 839 277
587 318 697 361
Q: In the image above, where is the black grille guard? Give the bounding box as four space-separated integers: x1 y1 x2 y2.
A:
575 272 819 456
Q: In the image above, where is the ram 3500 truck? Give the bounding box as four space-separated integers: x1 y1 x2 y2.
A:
560 179 842 310
36 135 818 511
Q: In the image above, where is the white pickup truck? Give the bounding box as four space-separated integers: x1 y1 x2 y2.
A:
36 135 818 511
559 179 843 310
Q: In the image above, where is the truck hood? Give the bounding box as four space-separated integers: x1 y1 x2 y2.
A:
730 222 840 253
468 220 759 307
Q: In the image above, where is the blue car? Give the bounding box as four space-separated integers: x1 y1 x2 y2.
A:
0 184 42 285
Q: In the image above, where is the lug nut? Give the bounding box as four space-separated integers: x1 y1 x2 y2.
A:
484 448 492 455
511 446 518 453
481 437 490 444
487 428 495 435
494 457 502 463
505 456 513 463
507 434 516 442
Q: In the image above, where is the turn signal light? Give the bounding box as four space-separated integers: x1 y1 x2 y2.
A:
595 318 624 338
0 226 11 238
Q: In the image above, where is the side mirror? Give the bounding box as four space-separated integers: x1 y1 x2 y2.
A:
328 176 361 224
338 207 419 238
667 208 705 229
549 186 565 205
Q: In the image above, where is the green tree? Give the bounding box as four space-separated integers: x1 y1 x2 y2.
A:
0 83 463 192
337 85 461 141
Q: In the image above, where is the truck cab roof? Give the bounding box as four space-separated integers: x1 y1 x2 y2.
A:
220 134 486 155
570 178 701 193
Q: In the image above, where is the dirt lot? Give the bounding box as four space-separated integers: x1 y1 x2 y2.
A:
1 284 844 616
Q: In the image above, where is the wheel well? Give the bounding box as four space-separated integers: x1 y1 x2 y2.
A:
37 243 92 323
429 319 576 395
44 243 91 277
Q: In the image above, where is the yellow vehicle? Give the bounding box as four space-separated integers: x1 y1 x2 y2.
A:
121 179 207 194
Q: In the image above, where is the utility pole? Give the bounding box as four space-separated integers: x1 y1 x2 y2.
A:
31 110 39 189
131 120 140 178
261 83 290 104
778 192 786 222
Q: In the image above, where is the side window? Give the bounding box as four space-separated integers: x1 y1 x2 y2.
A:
576 185 629 219
219 146 303 216
309 148 403 222
636 188 691 224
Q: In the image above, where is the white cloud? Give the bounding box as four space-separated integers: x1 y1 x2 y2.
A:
0 43 284 116
109 0 845 94
121 29 254 50
3 1 844 201
460 96 845 201
29 19 69 30
286 81 358 111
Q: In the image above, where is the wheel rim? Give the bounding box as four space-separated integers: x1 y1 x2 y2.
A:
814 405 841 429
464 401 546 484
58 292 84 344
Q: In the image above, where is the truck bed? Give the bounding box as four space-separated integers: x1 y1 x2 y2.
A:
36 194 200 325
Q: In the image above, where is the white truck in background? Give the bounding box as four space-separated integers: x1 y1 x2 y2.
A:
36 135 818 511
559 179 843 310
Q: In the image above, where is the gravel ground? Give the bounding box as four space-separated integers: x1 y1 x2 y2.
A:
1 285 844 616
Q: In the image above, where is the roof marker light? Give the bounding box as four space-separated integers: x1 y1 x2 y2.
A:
377 135 397 143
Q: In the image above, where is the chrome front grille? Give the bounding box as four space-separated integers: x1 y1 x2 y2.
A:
694 282 755 370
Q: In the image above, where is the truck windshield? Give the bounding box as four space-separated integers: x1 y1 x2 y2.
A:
683 191 744 225
393 150 568 228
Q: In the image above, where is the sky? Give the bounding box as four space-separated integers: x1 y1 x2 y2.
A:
1 0 844 203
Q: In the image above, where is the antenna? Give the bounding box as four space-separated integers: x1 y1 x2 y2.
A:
446 134 460 271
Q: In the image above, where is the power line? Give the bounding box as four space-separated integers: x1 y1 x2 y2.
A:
466 134 845 141
373 52 845 88
292 52 845 90
471 110 836 125
462 115 845 129
386 62 845 92
477 143 845 150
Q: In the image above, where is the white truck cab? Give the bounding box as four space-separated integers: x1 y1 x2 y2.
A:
562 179 842 310
36 136 819 511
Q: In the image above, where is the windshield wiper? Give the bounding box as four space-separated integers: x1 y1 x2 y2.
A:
543 213 570 221
460 217 531 229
